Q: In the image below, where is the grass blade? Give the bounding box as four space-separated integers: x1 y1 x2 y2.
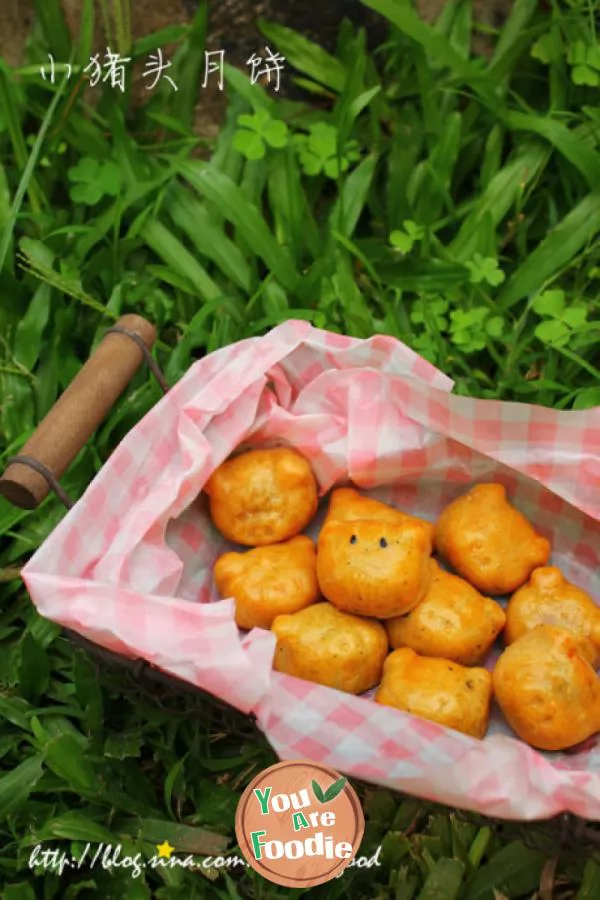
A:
497 191 600 308
0 70 67 276
0 755 44 818
179 160 299 290
449 141 548 261
330 154 378 238
361 0 494 101
140 218 223 302
166 185 252 292
258 20 348 92
503 111 600 190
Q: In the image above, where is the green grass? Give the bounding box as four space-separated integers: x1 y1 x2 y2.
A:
2 0 600 896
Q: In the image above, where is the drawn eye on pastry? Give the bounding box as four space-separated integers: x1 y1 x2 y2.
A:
349 534 357 544
379 537 388 548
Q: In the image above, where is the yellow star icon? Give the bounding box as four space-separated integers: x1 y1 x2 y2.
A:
156 840 174 859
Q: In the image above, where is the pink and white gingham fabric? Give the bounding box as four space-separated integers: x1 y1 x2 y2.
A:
23 320 600 820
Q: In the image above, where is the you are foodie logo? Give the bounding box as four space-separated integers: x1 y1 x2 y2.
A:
235 759 365 888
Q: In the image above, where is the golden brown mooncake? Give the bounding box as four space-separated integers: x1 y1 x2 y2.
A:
505 566 600 667
271 602 388 695
323 486 435 544
375 648 493 739
316 518 434 619
213 535 319 631
435 483 551 595
204 447 318 546
386 560 506 665
493 624 600 751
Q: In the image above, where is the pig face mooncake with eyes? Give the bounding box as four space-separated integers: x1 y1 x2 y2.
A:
493 625 600 751
316 519 434 619
435 483 551 595
213 535 319 631
323 487 435 545
204 447 318 546
505 566 600 666
386 561 506 665
271 602 389 695
375 648 493 739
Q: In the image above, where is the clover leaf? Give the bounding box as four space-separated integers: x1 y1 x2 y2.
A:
532 289 588 347
465 253 505 287
573 387 600 410
530 31 563 65
68 157 122 206
449 307 505 353
390 220 425 254
410 295 449 330
233 110 289 161
411 333 439 365
296 122 360 179
567 41 600 86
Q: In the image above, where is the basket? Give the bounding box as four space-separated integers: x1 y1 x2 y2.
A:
2 314 599 859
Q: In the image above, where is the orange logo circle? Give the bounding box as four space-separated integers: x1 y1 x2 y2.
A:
235 759 364 888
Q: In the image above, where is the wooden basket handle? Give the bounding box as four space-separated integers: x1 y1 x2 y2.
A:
0 314 162 510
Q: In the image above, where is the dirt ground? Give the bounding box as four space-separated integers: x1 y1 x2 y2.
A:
0 0 513 136
0 1 514 67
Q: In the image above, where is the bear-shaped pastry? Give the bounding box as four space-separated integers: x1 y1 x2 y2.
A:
204 447 318 546
213 535 319 631
375 648 493 739
271 602 388 695
386 560 506 665
505 566 600 666
323 487 435 544
316 518 434 619
435 483 550 594
493 624 600 751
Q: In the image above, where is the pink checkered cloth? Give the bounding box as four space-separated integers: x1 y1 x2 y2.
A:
23 320 600 820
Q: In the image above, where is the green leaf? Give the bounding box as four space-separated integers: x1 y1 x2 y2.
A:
573 387 600 410
450 142 547 261
126 818 229 855
323 776 347 803
418 858 465 900
4 885 36 900
465 841 545 900
530 32 563 64
233 129 266 160
42 733 100 794
263 119 289 148
390 230 414 253
312 779 326 803
140 218 222 302
68 157 99 183
562 305 587 328
14 283 51 370
571 65 600 86
329 154 377 238
532 289 565 318
503 111 600 191
180 160 299 290
535 319 570 346
166 184 253 292
19 632 51 701
258 21 348 92
497 191 600 309
485 316 505 337
35 811 114 843
0 754 44 818
361 0 495 103
577 859 600 898
98 160 122 196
